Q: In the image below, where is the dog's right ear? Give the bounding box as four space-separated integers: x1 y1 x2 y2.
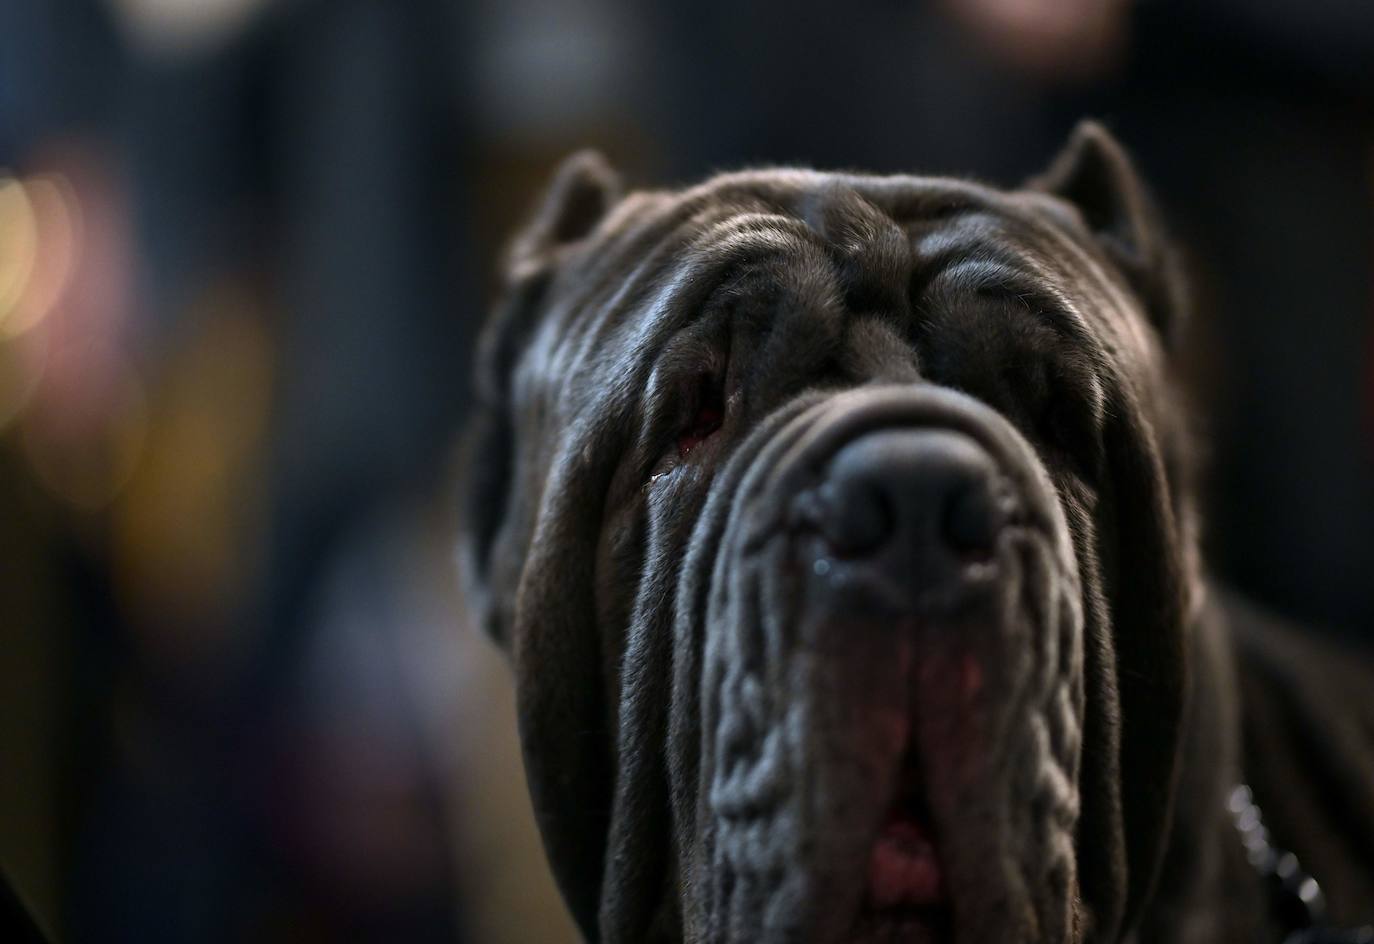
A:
458 151 621 643
479 149 622 409
506 149 622 277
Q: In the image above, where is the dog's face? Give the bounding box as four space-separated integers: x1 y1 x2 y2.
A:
459 123 1197 944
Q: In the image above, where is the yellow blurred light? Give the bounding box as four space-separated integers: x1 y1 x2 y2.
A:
113 297 275 664
3 174 81 340
0 176 39 332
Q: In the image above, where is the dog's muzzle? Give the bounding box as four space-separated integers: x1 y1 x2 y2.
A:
683 385 1085 944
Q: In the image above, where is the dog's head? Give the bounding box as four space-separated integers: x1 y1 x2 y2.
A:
458 122 1198 944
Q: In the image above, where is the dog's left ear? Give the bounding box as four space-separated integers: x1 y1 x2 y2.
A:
1030 121 1188 347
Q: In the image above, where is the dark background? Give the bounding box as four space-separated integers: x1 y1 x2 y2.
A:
1 1 1371 941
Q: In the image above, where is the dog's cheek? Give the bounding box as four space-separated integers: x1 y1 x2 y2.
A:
594 497 650 700
456 404 517 643
1099 395 1191 932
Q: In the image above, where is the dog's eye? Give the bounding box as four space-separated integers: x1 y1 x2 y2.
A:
677 372 725 458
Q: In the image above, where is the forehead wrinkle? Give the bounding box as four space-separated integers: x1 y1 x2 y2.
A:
581 203 809 347
635 210 823 344
540 202 763 412
687 211 820 263
556 186 768 342
551 208 827 431
683 169 832 209
739 243 845 400
915 211 1107 355
1008 205 1159 378
518 225 675 404
558 195 734 337
567 175 990 376
984 210 1159 430
796 183 914 318
850 175 996 220
698 172 1005 238
912 211 1013 261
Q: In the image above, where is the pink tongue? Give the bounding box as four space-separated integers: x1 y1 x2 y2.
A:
866 818 944 909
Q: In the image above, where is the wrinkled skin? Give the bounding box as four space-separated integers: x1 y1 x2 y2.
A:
456 124 1374 943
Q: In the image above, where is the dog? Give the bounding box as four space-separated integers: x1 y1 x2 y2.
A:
456 122 1374 943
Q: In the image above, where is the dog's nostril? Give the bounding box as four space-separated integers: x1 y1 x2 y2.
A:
815 480 892 557
802 428 1008 572
942 480 1003 559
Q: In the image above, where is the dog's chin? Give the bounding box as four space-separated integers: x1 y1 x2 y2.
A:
847 909 950 944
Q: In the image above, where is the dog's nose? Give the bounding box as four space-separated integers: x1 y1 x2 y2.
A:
800 429 1009 569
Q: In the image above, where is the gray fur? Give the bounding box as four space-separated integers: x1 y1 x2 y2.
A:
457 122 1374 943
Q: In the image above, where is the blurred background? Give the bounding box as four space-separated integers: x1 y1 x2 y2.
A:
1 0 1371 941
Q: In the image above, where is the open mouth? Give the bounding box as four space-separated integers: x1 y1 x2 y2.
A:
856 743 951 940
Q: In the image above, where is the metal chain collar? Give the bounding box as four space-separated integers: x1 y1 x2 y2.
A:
1228 785 1374 944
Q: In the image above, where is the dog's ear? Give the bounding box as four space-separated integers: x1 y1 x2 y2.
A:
1030 121 1188 348
457 151 622 643
507 149 623 276
483 150 622 407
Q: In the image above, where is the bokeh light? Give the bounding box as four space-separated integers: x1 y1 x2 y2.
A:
19 340 147 511
0 174 80 341
0 176 39 330
113 298 274 669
